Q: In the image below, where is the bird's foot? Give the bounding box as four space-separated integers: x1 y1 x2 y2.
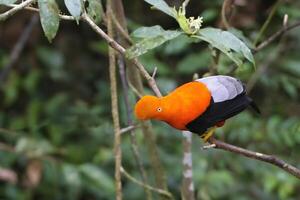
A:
200 127 216 143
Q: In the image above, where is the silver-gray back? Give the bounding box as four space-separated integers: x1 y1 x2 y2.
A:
196 75 244 103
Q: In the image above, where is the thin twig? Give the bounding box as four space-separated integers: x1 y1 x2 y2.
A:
254 0 282 46
107 2 122 199
111 13 133 44
255 20 300 51
128 81 143 98
247 16 288 92
151 67 157 79
3 4 76 20
227 20 300 75
141 122 170 199
208 138 300 179
221 0 234 29
283 14 288 27
120 125 138 134
0 14 39 83
0 0 35 21
121 167 174 199
81 12 162 97
247 39 285 92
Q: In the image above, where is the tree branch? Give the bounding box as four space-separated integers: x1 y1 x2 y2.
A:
0 0 35 21
112 1 152 198
207 138 300 179
181 131 195 200
106 2 122 199
3 3 76 20
121 167 174 199
118 57 152 199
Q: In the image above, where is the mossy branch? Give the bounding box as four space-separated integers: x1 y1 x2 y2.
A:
106 2 122 199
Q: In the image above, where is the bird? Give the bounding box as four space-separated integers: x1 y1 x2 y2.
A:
134 75 260 142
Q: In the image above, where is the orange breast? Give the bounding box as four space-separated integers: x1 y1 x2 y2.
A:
161 81 211 130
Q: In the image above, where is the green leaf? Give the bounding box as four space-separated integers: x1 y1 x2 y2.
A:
144 0 175 18
131 25 167 38
79 164 114 193
177 51 210 74
62 164 82 198
196 28 255 67
62 164 82 187
228 28 255 49
64 0 82 22
38 0 60 42
87 0 103 23
126 26 182 58
163 34 193 55
15 137 55 157
0 0 17 5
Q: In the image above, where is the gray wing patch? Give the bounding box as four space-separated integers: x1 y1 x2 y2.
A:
196 75 245 102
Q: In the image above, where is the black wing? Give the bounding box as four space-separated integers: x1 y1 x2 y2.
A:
186 76 259 136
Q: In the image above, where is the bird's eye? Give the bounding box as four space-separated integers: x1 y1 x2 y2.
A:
157 107 162 112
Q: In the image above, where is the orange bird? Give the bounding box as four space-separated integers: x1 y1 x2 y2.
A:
134 75 259 141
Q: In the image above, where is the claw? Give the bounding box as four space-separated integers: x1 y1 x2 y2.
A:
200 127 216 142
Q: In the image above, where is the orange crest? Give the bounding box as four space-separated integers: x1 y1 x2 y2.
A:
134 95 161 120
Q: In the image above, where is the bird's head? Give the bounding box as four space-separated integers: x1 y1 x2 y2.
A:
134 95 164 120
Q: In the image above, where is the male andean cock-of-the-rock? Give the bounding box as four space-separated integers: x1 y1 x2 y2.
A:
134 75 260 141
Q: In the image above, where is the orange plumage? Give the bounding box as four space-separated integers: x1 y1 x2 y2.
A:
134 81 211 130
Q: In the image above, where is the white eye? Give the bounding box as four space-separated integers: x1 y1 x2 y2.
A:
157 107 162 112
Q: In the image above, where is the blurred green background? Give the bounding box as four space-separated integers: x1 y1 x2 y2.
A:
1 0 300 199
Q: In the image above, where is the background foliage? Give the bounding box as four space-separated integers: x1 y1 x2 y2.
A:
1 0 300 199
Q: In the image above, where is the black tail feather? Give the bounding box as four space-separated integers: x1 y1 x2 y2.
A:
248 98 261 114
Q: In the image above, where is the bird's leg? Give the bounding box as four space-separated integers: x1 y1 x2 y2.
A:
200 126 216 142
